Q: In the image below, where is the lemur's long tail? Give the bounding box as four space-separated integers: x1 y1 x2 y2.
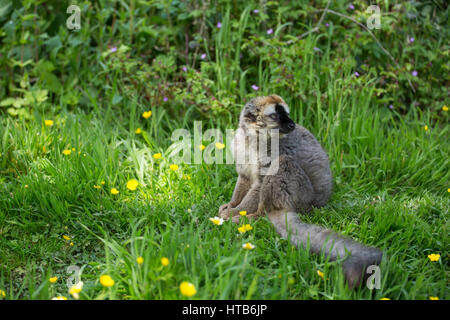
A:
267 210 383 288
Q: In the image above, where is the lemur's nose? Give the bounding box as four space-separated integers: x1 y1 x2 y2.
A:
288 122 295 129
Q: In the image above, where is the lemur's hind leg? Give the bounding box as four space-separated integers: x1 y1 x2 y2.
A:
259 155 316 214
219 175 251 217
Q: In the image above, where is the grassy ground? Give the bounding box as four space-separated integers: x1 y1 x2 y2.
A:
1 78 448 300
0 1 448 300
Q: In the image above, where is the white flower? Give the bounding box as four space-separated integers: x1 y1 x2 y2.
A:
209 216 224 225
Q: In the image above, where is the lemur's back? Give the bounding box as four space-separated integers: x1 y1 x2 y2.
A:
279 125 332 207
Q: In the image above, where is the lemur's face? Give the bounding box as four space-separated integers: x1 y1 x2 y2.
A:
243 95 296 134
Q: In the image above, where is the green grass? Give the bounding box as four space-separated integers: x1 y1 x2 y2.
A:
0 1 448 300
0 78 448 299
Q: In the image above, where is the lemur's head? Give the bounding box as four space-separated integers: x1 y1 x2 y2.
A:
239 95 295 134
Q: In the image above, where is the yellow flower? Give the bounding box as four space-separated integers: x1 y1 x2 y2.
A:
239 211 247 216
183 174 191 180
62 235 71 241
380 298 390 300
62 149 71 155
24 185 28 188
101 181 105 185
169 164 179 171
238 226 246 234
135 128 142 134
317 270 324 279
69 281 83 299
51 296 67 300
142 111 152 119
179 281 197 297
72 148 75 152
49 276 58 283
199 144 205 151
427 253 440 262
93 185 101 189
161 257 169 266
244 224 253 231
447 188 450 193
136 256 144 264
99 275 115 287
153 153 162 159
42 146 46 152
70 242 74 246
442 105 448 111
111 188 119 195
242 242 255 250
209 216 224 225
0 289 5 297
424 125 428 131
429 296 439 300
44 120 54 127
126 179 139 191
215 142 225 149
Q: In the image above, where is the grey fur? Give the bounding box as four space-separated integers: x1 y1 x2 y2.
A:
219 95 383 288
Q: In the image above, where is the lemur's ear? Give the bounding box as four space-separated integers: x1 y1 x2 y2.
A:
244 111 257 122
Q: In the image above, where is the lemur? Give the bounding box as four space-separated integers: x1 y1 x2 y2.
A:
219 94 382 288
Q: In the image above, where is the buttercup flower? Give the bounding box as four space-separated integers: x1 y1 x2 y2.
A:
238 226 246 233
442 105 448 111
70 242 74 246
135 128 142 134
126 179 139 191
239 211 247 216
69 281 83 299
169 164 179 171
142 111 152 119
380 298 390 300
0 289 5 297
63 235 71 241
429 296 439 300
179 281 197 297
44 120 54 127
111 188 119 195
199 144 205 151
153 153 162 159
244 224 253 231
49 276 58 283
210 217 224 225
101 181 105 185
215 142 225 149
317 270 324 279
94 185 101 189
63 149 71 156
242 242 255 250
424 125 428 131
161 257 169 266
52 296 68 300
100 275 115 287
136 256 144 264
428 253 440 262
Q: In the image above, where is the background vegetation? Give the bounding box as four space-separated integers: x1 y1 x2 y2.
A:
0 0 448 299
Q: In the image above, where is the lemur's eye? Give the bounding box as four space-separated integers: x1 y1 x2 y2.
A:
269 113 278 120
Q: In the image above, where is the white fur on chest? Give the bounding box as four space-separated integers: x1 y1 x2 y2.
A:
232 128 260 183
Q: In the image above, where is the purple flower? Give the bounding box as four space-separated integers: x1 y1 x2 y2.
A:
389 104 394 110
313 47 320 52
267 28 273 35
409 37 414 43
325 23 329 27
354 71 360 77
200 53 206 60
217 22 222 28
412 70 418 77
251 85 259 91
348 4 355 10
110 47 117 53
163 97 168 102
253 9 259 14
182 66 187 72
